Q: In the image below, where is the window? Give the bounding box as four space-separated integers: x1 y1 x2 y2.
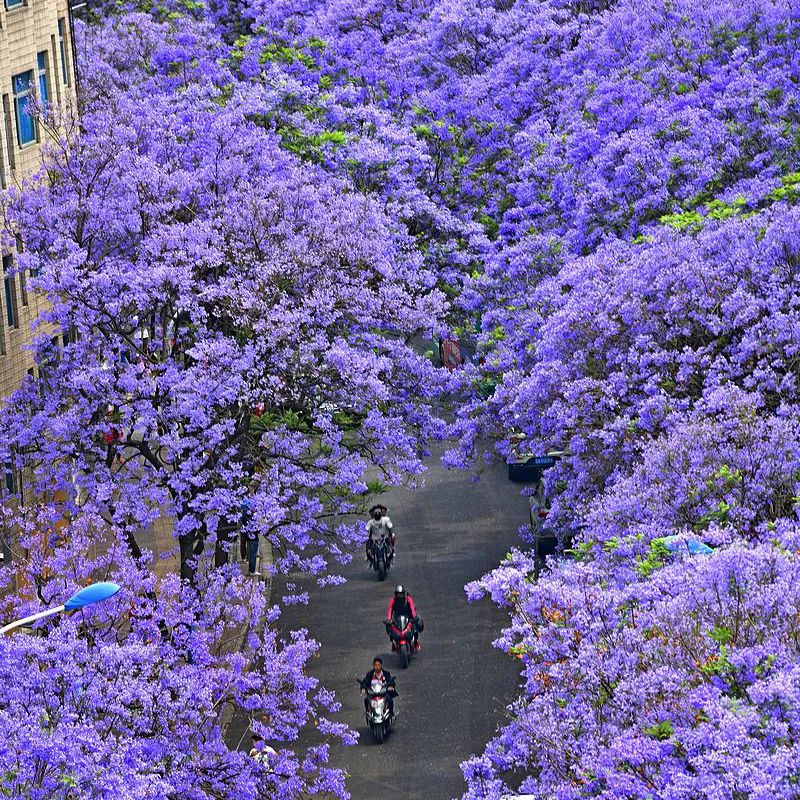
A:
37 52 49 112
12 71 35 146
17 267 26 306
4 464 15 495
14 236 27 305
3 255 17 328
38 335 60 381
5 0 24 10
58 19 70 87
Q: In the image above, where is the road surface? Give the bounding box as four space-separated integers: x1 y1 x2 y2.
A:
231 442 527 800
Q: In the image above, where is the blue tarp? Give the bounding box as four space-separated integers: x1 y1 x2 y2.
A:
661 536 713 556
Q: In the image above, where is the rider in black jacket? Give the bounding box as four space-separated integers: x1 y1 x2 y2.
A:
360 656 397 717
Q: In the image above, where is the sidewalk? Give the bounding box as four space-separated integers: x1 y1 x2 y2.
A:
219 534 274 739
139 513 272 586
143 513 178 579
137 514 273 738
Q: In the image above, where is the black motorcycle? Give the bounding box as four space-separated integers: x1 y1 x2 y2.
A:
368 533 393 581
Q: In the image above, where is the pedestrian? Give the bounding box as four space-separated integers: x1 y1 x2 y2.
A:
238 467 256 563
239 498 251 562
238 498 261 576
246 526 260 576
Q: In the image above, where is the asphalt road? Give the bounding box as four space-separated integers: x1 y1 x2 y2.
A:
232 442 527 800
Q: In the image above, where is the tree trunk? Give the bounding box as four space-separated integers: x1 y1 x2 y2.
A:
179 533 196 585
214 537 229 569
125 529 143 560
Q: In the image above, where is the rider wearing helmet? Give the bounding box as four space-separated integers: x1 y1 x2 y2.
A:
385 585 422 650
365 505 395 563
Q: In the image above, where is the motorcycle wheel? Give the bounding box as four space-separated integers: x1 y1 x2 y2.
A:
401 644 409 669
374 723 384 744
378 561 386 581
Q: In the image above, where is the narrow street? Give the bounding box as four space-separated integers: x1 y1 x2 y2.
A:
232 442 526 800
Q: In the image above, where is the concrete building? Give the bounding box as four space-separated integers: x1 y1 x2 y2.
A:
0 0 75 403
0 0 75 538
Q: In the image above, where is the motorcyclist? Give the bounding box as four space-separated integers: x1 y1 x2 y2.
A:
360 656 397 717
365 505 395 564
385 585 422 650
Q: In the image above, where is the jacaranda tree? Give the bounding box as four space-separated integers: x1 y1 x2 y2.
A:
0 512 352 799
445 1 800 797
1 11 445 584
5 0 800 796
0 8 444 799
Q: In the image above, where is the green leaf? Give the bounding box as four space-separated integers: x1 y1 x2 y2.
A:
644 720 674 740
660 210 704 232
709 625 733 644
363 479 388 495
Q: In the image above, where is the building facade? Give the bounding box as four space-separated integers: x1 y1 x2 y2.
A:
0 0 75 401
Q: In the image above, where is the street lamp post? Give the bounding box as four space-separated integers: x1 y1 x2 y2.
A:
0 581 120 635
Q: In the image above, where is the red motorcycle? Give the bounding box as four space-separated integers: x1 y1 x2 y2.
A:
385 613 418 669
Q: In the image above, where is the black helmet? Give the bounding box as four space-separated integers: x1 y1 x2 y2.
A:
394 585 405 598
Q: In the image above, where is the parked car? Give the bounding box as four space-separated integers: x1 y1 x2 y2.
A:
507 437 563 483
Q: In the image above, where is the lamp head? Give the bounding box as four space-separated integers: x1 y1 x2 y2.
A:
64 582 120 611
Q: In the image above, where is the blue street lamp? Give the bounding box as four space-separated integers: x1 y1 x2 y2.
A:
0 581 120 635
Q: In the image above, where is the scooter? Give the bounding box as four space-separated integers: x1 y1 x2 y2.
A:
358 677 396 743
368 533 393 581
386 613 417 669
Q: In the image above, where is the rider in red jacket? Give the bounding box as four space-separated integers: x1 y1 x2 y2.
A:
385 585 422 649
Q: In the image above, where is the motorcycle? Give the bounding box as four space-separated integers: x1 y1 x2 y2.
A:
368 533 393 581
358 677 395 743
386 613 417 669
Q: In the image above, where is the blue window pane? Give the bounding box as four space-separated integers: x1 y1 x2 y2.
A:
37 54 48 108
12 73 30 95
13 70 35 145
15 95 35 145
5 0 23 9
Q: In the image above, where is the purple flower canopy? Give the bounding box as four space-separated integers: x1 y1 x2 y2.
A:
443 0 800 795
1 0 800 796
